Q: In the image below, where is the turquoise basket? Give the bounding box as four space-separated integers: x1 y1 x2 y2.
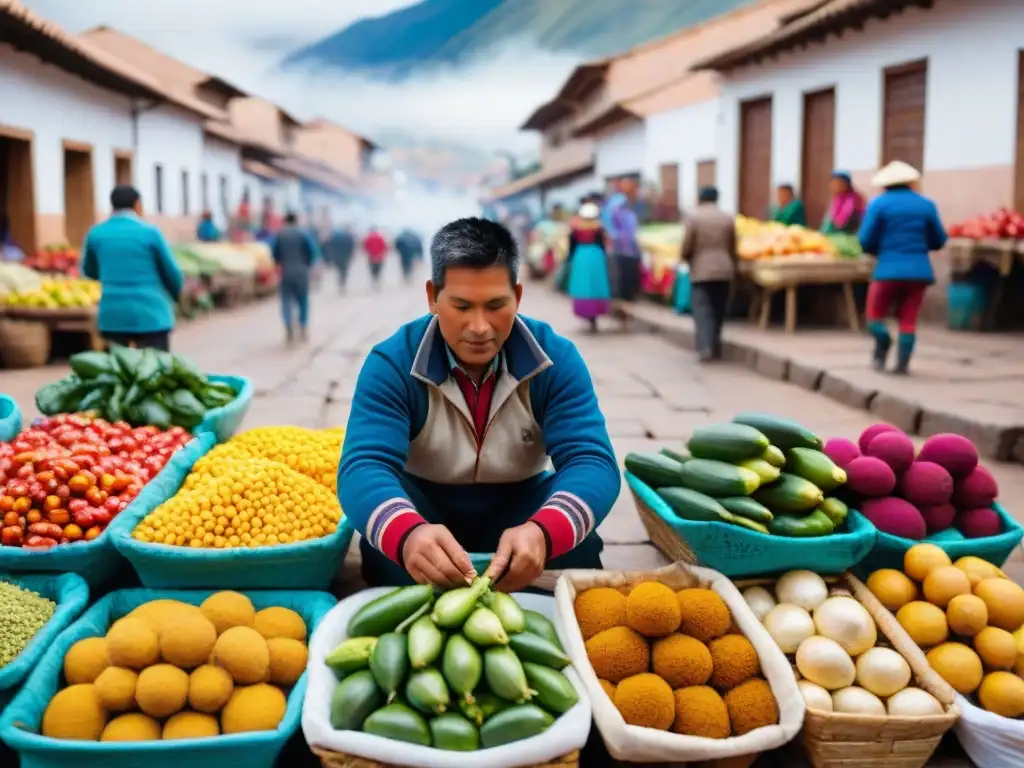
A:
853 502 1023 577
108 432 354 590
0 437 209 589
0 393 22 442
0 573 89 710
194 374 253 443
0 587 336 768
626 472 877 578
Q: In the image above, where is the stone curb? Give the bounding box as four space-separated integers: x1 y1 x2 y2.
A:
620 305 1024 463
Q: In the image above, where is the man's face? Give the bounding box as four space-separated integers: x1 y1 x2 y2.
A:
428 266 522 367
776 187 792 206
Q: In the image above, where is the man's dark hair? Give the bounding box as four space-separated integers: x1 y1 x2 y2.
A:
110 186 140 211
777 183 795 195
284 212 298 225
430 217 518 291
698 186 719 204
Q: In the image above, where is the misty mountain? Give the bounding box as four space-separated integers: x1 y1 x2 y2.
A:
281 0 756 80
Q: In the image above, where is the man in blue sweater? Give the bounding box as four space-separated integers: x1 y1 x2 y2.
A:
339 218 620 592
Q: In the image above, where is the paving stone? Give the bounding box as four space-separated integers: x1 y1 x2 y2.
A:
597 493 650 544
869 392 922 434
604 418 650 438
819 372 877 410
641 412 709 441
601 543 671 572
788 360 824 391
918 409 1021 461
754 350 790 381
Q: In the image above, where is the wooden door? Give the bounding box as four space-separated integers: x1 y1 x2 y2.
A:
738 97 773 217
882 60 927 170
658 162 679 220
1015 50 1024 213
63 145 95 246
1 135 37 254
696 160 717 196
801 88 836 229
114 151 133 186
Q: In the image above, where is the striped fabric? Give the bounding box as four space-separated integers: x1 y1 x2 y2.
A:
530 491 595 559
367 497 425 563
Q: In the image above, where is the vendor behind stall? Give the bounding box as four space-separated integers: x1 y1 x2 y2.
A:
771 184 807 226
339 217 620 592
821 171 866 234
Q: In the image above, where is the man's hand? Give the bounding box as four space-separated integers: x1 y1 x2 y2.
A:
487 522 547 594
402 524 475 589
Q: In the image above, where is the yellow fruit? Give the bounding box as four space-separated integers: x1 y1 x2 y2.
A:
866 569 919 612
202 426 342 490
896 601 949 648
954 556 1007 587
159 611 218 669
221 683 287 734
189 664 234 713
974 579 1024 632
100 713 161 742
977 671 1024 718
213 626 270 684
904 544 951 582
926 643 983 695
129 600 204 633
974 627 1019 670
200 591 256 635
106 617 160 670
42 684 107 740
136 664 189 719
922 566 972 608
946 594 988 638
163 711 220 740
93 667 138 712
626 581 682 638
253 607 307 642
63 637 109 685
267 638 309 686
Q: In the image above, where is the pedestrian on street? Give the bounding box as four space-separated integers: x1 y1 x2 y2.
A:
771 184 807 226
681 186 738 363
566 202 613 332
322 225 356 292
363 227 389 289
860 161 947 375
195 210 221 242
339 216 619 591
821 171 866 234
82 186 184 352
395 228 423 283
604 192 642 325
272 211 322 344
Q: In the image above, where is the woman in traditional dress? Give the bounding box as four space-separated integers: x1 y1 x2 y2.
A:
821 171 866 234
566 201 612 331
604 192 642 321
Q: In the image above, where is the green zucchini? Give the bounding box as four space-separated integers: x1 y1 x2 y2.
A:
761 445 786 468
657 487 733 524
624 451 685 488
522 662 579 714
429 712 480 751
329 670 383 730
687 423 770 462
785 447 847 491
347 584 435 637
733 412 823 451
718 496 774 524
753 473 824 513
369 632 408 703
677 458 761 497
325 636 377 676
362 702 432 746
479 704 555 748
507 631 570 670
729 515 770 534
820 497 849 527
737 458 781 485
405 668 451 715
522 610 563 649
484 646 532 703
769 508 836 537
659 447 691 464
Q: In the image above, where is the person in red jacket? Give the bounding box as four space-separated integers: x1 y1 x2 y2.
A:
363 227 389 289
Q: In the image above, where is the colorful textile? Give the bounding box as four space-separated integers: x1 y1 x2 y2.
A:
771 199 807 226
823 191 866 234
566 221 612 317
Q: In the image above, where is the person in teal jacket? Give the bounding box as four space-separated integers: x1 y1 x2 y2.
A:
195 210 221 242
82 186 184 352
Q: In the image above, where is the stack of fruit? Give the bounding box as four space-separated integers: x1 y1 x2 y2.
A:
0 414 192 548
0 263 44 299
865 544 1024 718
40 591 308 741
1 278 100 310
203 426 343 491
0 580 56 667
735 217 836 261
22 243 80 277
327 578 578 750
626 412 850 538
575 579 779 737
744 570 945 717
825 426 1004 541
947 208 1024 240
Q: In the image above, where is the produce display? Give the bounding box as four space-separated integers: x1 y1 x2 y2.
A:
575 579 779 736
0 414 192 548
36 348 238 431
202 425 344 491
40 591 307 741
626 412 851 538
825 426 1003 541
735 217 837 260
1 278 100 310
744 570 943 717
0 580 56 667
21 243 81 277
0 263 44 299
327 578 578 751
827 233 863 259
865 544 1024 718
947 208 1024 240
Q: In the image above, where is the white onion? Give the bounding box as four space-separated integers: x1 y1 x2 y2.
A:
743 586 777 621
856 647 911 698
763 603 816 653
796 636 856 690
813 596 878 656
887 687 944 717
776 570 829 611
798 680 834 712
831 686 886 716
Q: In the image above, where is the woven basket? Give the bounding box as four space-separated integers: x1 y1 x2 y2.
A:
735 573 959 768
0 319 51 368
310 747 579 768
630 481 698 565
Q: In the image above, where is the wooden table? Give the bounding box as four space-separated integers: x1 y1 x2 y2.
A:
0 306 103 351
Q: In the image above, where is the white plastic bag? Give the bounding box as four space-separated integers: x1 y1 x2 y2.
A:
302 588 591 768
954 693 1024 768
554 563 804 763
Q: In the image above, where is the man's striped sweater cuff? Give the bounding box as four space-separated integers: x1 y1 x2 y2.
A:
531 491 595 560
366 498 426 564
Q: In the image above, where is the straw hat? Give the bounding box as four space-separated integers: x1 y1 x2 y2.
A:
872 161 921 188
578 202 600 219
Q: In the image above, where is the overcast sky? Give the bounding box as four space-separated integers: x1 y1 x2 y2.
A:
21 0 580 155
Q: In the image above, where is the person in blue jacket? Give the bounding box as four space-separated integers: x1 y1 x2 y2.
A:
858 161 947 375
338 217 620 592
195 210 221 242
272 212 321 344
82 185 184 352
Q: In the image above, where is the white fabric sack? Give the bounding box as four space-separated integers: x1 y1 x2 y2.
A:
954 693 1024 768
302 588 591 768
554 563 805 763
